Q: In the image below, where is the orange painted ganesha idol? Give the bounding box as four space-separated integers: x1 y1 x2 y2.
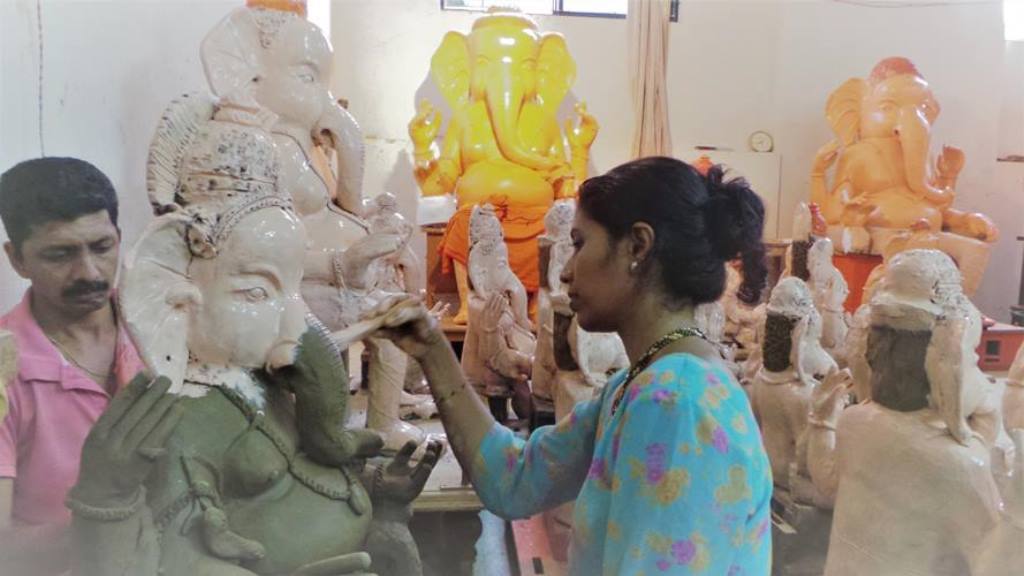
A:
409 8 598 324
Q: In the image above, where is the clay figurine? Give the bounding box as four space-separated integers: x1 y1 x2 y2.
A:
533 200 575 408
806 249 1023 575
73 94 440 576
749 277 837 494
462 204 536 421
807 237 849 360
195 4 426 449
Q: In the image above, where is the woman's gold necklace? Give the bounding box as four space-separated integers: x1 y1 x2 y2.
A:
45 333 112 381
610 326 708 415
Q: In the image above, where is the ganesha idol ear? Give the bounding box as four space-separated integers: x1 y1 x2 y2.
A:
536 34 576 114
200 8 264 99
429 32 471 110
119 215 200 393
825 78 868 147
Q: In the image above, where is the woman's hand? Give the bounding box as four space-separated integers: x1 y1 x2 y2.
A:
369 295 447 360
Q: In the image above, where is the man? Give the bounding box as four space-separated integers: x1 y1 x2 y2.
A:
0 157 145 574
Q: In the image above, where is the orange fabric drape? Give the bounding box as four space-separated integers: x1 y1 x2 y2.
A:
628 0 673 158
438 197 548 293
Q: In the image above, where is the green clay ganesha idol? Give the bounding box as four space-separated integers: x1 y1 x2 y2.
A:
67 96 440 576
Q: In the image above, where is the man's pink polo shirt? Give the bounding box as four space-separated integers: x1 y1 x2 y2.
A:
0 290 145 525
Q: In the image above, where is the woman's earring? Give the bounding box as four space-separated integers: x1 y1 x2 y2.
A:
629 261 639 273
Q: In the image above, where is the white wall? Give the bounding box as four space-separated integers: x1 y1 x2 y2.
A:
331 0 1023 320
1 0 1020 320
0 0 237 312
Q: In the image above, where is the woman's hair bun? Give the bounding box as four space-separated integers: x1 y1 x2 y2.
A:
703 165 767 304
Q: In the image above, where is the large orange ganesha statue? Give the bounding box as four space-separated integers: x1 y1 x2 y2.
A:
408 9 598 323
811 57 997 295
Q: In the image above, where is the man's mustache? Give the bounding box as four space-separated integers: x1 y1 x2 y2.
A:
63 280 110 299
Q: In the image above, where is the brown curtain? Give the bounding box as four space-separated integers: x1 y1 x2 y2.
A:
628 0 673 158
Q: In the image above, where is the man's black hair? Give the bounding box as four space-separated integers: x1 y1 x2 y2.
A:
0 157 119 251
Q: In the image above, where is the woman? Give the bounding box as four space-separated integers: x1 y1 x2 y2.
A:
376 157 772 574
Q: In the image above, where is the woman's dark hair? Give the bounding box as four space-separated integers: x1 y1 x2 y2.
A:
577 156 766 306
0 157 119 251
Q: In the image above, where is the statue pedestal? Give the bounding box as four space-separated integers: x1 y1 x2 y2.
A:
833 253 883 312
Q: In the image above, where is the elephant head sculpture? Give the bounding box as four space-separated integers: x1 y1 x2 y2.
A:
200 6 429 451
823 58 950 222
827 58 943 208
468 204 517 298
137 95 304 387
201 6 364 216
410 9 598 325
138 93 384 463
429 10 576 177
542 199 575 296
99 202 435 575
812 57 997 255
120 200 307 393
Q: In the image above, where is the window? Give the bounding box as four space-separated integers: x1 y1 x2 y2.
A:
442 0 679 21
1007 0 1024 41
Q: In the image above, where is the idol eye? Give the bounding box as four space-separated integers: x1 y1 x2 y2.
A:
245 287 269 302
